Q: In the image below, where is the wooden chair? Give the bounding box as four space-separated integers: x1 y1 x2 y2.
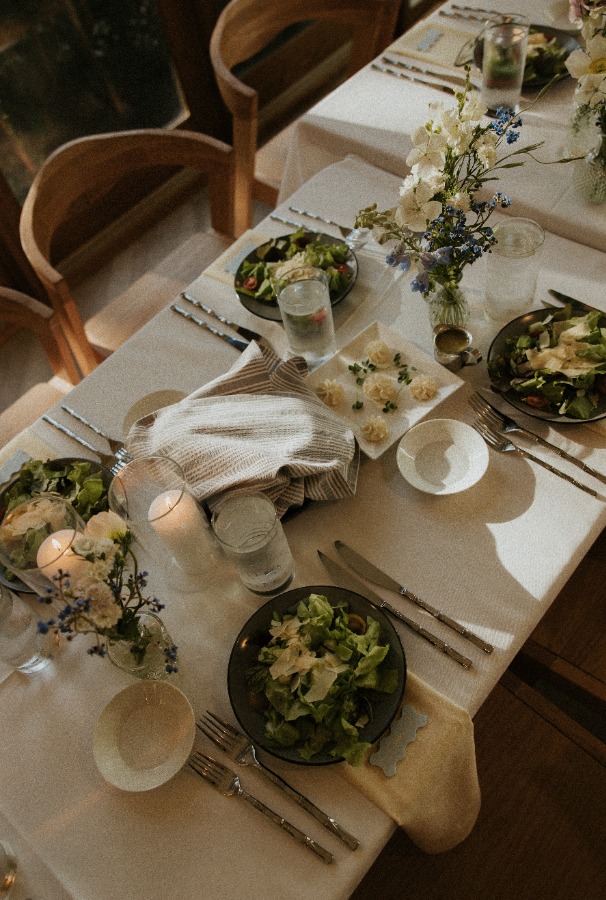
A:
0 286 80 447
19 128 235 377
351 669 606 899
209 0 401 235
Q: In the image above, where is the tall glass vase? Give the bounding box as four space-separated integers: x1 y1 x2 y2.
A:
426 280 470 328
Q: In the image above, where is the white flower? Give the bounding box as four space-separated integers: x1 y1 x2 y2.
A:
475 131 498 169
567 33 606 108
449 191 472 212
395 177 443 232
85 510 128 541
74 581 121 631
439 109 474 154
363 372 397 403
364 340 392 367
406 126 447 174
460 91 487 122
361 416 390 443
575 72 606 108
315 379 345 407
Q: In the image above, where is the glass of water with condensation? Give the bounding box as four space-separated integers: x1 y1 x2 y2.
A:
485 217 545 322
211 493 294 595
276 267 337 371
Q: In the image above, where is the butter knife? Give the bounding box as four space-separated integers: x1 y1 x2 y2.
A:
317 551 473 669
334 541 494 654
548 289 605 317
171 304 249 351
371 63 457 96
180 292 264 344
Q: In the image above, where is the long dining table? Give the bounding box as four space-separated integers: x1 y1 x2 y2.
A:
279 0 606 251
2 14 606 900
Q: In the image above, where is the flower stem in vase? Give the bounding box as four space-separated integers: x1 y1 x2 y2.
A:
426 281 470 328
107 612 177 679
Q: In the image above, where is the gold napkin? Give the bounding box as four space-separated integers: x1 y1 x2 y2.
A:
340 672 480 854
126 342 359 516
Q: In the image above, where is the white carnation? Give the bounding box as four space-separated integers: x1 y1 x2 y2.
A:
361 416 390 443
364 340 392 367
363 372 397 403
315 379 345 407
409 374 439 402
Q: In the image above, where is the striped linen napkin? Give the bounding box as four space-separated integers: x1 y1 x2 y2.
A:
126 342 359 516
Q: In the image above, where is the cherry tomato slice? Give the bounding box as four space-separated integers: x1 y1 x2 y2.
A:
524 395 550 409
242 276 258 291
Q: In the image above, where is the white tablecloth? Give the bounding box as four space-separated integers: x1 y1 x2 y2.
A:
279 0 606 251
1 160 605 900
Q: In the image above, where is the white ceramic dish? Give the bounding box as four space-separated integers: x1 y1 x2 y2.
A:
93 681 195 791
307 321 464 460
396 418 489 495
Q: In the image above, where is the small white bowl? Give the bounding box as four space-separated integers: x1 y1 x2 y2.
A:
396 418 489 495
93 681 195 791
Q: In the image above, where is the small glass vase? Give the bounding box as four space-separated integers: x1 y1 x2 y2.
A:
573 127 606 205
107 612 174 680
426 281 470 328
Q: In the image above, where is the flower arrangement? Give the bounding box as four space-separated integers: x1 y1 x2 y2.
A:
355 72 552 325
567 2 606 127
37 510 178 674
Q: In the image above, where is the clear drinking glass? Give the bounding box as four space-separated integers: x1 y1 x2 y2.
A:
108 456 216 580
485 217 545 321
481 16 529 113
0 840 17 897
211 492 294 595
0 584 51 674
0 494 84 594
276 266 337 370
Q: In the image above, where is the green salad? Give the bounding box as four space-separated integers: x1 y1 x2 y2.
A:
246 592 399 765
0 458 109 522
488 308 606 419
237 229 353 305
524 30 570 86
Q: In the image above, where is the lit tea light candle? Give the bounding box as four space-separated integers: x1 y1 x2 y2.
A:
36 529 78 581
148 489 213 574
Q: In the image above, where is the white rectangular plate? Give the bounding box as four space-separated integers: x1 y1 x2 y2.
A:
307 321 464 459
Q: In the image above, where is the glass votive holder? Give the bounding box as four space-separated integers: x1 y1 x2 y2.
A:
0 494 84 595
108 456 216 581
211 492 295 595
0 584 51 674
276 266 337 371
481 16 529 114
0 839 17 897
485 217 545 322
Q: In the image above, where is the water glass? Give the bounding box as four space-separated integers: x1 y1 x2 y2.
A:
0 840 17 897
481 17 529 113
485 217 545 321
108 456 216 580
211 492 294 595
0 584 50 675
276 267 337 370
0 494 84 595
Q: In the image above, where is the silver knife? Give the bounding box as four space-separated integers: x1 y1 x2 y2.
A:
171 304 250 351
548 289 605 317
334 541 494 654
180 292 264 344
371 63 457 97
381 56 470 88
317 551 473 669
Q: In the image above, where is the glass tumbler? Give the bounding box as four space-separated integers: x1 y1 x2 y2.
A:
108 456 216 579
0 584 50 674
481 16 529 113
276 266 337 370
0 494 84 595
211 492 295 595
485 217 545 321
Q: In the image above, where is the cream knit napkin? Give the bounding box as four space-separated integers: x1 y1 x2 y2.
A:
126 342 359 516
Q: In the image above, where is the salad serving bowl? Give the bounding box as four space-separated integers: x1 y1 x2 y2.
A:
228 584 406 766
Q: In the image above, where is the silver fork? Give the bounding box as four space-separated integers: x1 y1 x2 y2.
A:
61 405 132 460
469 393 606 487
42 415 130 476
198 711 359 850
472 419 599 499
188 752 334 863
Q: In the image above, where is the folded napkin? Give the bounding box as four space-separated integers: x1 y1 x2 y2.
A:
339 673 481 854
126 342 359 516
